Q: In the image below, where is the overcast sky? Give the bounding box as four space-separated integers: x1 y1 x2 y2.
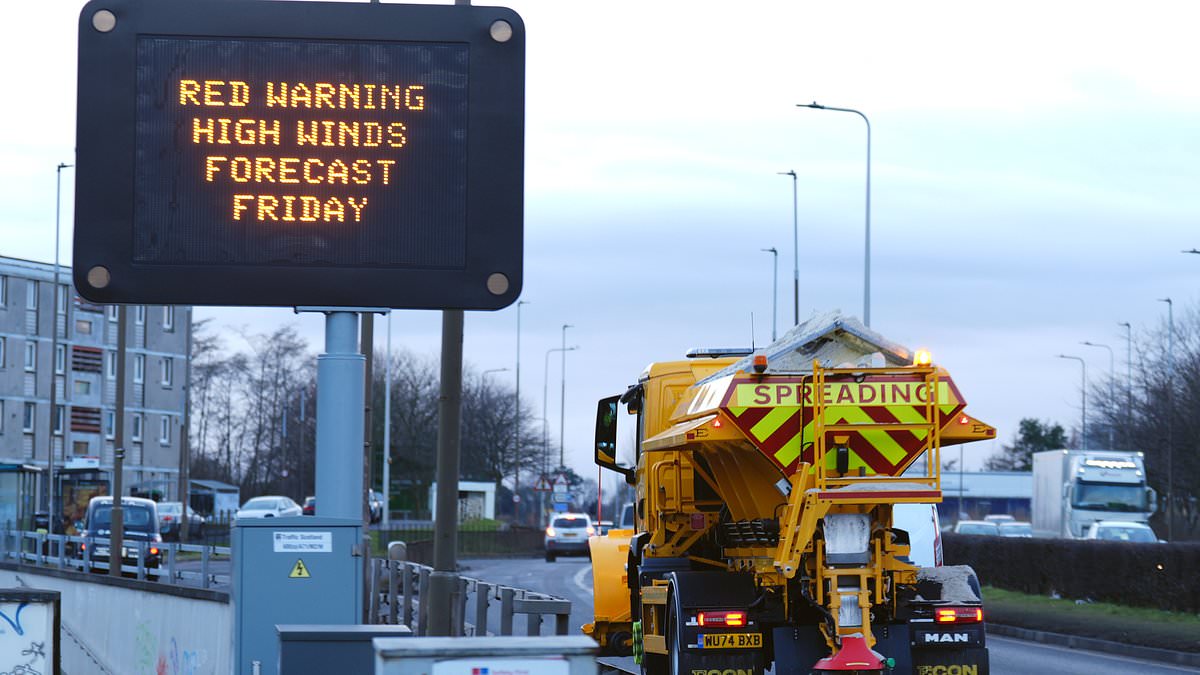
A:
3 1 1197 478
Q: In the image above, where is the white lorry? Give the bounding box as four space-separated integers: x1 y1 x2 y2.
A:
1032 449 1157 538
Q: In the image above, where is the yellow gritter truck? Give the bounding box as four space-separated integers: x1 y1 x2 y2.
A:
585 314 996 674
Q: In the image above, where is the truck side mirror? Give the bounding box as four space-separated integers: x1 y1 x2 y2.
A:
595 396 634 484
1147 487 1157 515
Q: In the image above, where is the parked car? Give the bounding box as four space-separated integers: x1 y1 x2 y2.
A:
237 496 303 519
157 501 205 541
78 496 163 574
544 513 593 562
302 496 316 516
953 520 1000 536
594 520 614 536
983 514 1016 525
997 521 1033 538
368 490 383 524
1084 520 1160 543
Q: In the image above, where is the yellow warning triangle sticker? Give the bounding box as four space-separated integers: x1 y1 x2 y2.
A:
289 559 311 578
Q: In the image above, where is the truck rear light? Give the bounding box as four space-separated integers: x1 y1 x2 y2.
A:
150 547 160 556
586 526 595 536
697 610 747 627
545 527 556 537
935 607 983 624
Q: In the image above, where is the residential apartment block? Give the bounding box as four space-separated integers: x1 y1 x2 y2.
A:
0 255 190 522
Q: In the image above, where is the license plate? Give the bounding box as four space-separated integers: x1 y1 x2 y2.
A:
701 633 761 649
95 546 110 556
561 533 577 538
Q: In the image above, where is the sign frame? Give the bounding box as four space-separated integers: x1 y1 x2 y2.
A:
75 0 524 309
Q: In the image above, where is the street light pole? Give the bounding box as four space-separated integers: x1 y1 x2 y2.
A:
48 162 73 530
1080 341 1115 449
776 171 799 326
560 324 574 469
1118 322 1133 442
513 300 528 523
1056 355 1087 451
544 346 577 471
381 311 391 527
797 102 871 326
761 248 778 341
1158 297 1174 541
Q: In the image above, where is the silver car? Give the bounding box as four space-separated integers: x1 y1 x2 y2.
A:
544 513 594 562
237 496 303 519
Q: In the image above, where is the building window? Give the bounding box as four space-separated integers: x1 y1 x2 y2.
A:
24 342 36 372
55 344 66 374
23 403 35 433
135 305 145 325
0 275 6 306
104 410 115 440
0 336 5 367
159 416 171 445
73 441 90 456
74 380 91 396
25 282 37 310
56 285 68 315
0 400 4 433
53 405 64 435
162 306 175 331
133 354 145 383
161 358 173 387
75 319 92 335
131 413 143 442
106 305 118 321
106 352 116 380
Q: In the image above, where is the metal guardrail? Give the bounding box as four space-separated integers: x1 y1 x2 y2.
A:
367 559 572 638
1 529 232 588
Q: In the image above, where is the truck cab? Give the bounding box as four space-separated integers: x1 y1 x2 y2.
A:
1033 450 1156 538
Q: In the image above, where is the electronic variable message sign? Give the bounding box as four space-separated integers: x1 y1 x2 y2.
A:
75 0 524 309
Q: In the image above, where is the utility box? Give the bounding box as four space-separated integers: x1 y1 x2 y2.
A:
279 625 411 675
374 635 597 675
233 517 363 675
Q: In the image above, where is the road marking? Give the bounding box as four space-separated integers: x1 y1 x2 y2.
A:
989 635 1199 673
573 564 592 596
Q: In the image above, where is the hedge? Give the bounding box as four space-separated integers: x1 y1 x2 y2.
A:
942 533 1200 613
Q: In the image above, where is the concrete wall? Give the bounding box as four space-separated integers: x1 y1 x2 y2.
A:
0 565 231 674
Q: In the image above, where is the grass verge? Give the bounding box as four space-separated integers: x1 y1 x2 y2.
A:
983 585 1200 653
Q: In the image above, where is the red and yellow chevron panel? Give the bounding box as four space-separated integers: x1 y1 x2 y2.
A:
718 374 965 477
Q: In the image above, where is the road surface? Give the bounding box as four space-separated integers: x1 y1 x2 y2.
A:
462 556 1199 675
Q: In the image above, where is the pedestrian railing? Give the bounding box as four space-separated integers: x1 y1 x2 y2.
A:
0 529 232 588
368 558 572 638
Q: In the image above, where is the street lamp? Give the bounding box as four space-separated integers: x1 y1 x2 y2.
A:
1158 297 1174 541
1056 355 1087 450
482 367 509 381
1080 341 1115 449
1118 322 1133 432
560 324 574 469
761 247 778 341
48 162 73 529
796 102 872 326
544 345 578 471
513 299 529 522
776 170 799 326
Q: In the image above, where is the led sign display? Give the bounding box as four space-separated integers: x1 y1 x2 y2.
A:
75 0 524 309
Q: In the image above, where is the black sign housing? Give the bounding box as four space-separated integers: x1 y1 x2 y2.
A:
75 0 524 309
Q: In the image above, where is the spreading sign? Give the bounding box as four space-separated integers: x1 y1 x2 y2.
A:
75 0 524 309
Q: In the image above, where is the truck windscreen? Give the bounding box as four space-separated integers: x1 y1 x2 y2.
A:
1071 481 1146 512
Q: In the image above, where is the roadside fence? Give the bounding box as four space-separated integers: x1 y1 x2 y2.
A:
367 558 572 638
0 529 232 588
